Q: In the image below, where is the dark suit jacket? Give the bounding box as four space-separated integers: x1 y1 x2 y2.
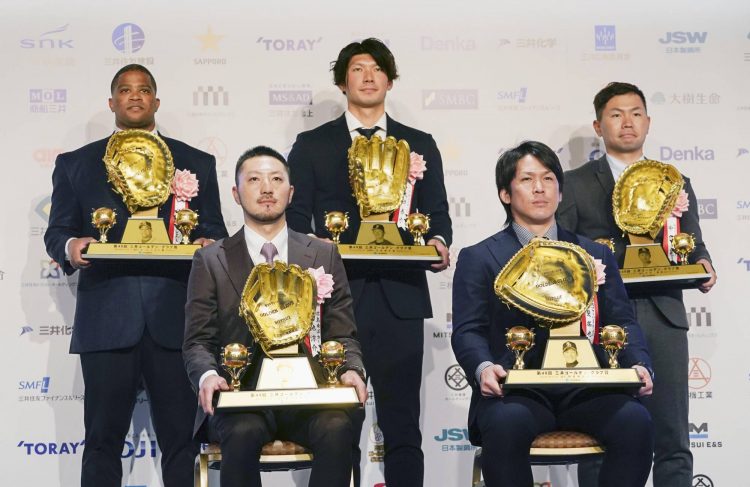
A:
44 135 228 353
450 225 652 444
556 156 712 329
285 114 452 319
182 228 365 436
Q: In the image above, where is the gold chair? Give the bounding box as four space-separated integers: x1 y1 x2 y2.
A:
194 440 313 487
471 431 605 486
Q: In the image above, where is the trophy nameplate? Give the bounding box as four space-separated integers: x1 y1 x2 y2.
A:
496 239 644 389
215 263 361 411
82 130 201 261
612 160 711 290
325 135 441 266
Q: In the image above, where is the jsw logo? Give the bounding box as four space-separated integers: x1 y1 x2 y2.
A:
658 32 708 44
434 428 470 441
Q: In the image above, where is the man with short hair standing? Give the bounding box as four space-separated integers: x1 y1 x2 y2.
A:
557 82 717 486
44 64 228 487
286 38 452 486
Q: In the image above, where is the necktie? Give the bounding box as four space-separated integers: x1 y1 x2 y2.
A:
260 242 278 264
356 126 380 139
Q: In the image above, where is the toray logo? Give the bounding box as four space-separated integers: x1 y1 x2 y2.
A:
434 428 470 441
112 23 146 54
17 439 157 458
659 32 708 44
20 24 74 49
19 377 50 393
256 37 322 51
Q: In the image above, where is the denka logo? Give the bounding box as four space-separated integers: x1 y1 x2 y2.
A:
421 36 476 51
659 146 715 161
20 24 74 49
256 37 322 51
434 428 470 442
594 25 616 51
112 23 145 54
423 90 478 110
688 422 709 439
697 199 717 219
268 90 313 106
659 32 708 44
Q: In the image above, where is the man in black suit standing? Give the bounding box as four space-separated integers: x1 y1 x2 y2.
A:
44 64 228 487
286 38 452 486
557 82 717 486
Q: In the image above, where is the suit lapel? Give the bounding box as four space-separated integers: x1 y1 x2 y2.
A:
488 227 522 268
593 156 615 198
329 114 353 157
220 229 253 297
288 230 316 269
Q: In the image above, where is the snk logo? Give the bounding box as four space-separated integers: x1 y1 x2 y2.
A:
659 32 708 44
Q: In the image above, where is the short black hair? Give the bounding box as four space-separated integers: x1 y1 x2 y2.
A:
593 82 647 120
331 38 399 90
234 146 290 184
495 141 564 225
110 64 157 94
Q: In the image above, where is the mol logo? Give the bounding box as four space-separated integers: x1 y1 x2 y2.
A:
20 24 74 49
112 23 145 54
659 32 708 44
423 89 478 110
434 428 470 442
594 25 616 51
688 422 709 439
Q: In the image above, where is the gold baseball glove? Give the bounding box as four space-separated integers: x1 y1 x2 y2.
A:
239 261 317 354
348 134 410 218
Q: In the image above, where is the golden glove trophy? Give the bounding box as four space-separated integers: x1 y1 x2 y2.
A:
83 129 200 260
612 159 710 289
495 238 643 388
324 135 441 264
215 261 361 411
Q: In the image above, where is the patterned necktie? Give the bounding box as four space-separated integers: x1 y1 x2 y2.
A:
260 242 277 264
356 126 380 139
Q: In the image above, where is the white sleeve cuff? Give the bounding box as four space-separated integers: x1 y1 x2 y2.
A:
475 361 494 384
64 237 76 261
198 370 219 389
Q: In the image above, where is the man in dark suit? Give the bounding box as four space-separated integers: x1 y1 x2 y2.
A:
183 146 367 487
44 64 228 487
286 38 452 487
452 141 654 487
557 82 717 486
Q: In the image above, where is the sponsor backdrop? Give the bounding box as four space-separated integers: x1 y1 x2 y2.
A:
2 1 748 486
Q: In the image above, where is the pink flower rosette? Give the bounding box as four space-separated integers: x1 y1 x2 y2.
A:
409 152 427 183
171 169 199 202
308 266 334 304
593 258 606 286
671 189 689 218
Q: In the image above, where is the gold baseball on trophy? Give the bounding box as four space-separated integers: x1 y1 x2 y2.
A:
324 211 349 244
600 325 628 369
505 326 535 370
319 340 347 386
670 232 695 266
91 207 117 243
594 237 615 254
407 212 431 246
174 209 199 244
221 343 251 391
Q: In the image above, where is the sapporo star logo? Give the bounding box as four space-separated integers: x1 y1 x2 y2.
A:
196 27 224 51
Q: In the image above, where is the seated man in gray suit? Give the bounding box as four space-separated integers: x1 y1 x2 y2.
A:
557 82 717 486
183 146 367 487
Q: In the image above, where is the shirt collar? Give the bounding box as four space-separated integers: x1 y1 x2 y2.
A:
511 221 558 246
242 224 289 262
605 152 645 182
344 110 388 135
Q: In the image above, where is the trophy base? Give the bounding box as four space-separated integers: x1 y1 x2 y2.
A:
503 367 643 389
83 242 201 260
215 386 361 411
621 263 711 291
